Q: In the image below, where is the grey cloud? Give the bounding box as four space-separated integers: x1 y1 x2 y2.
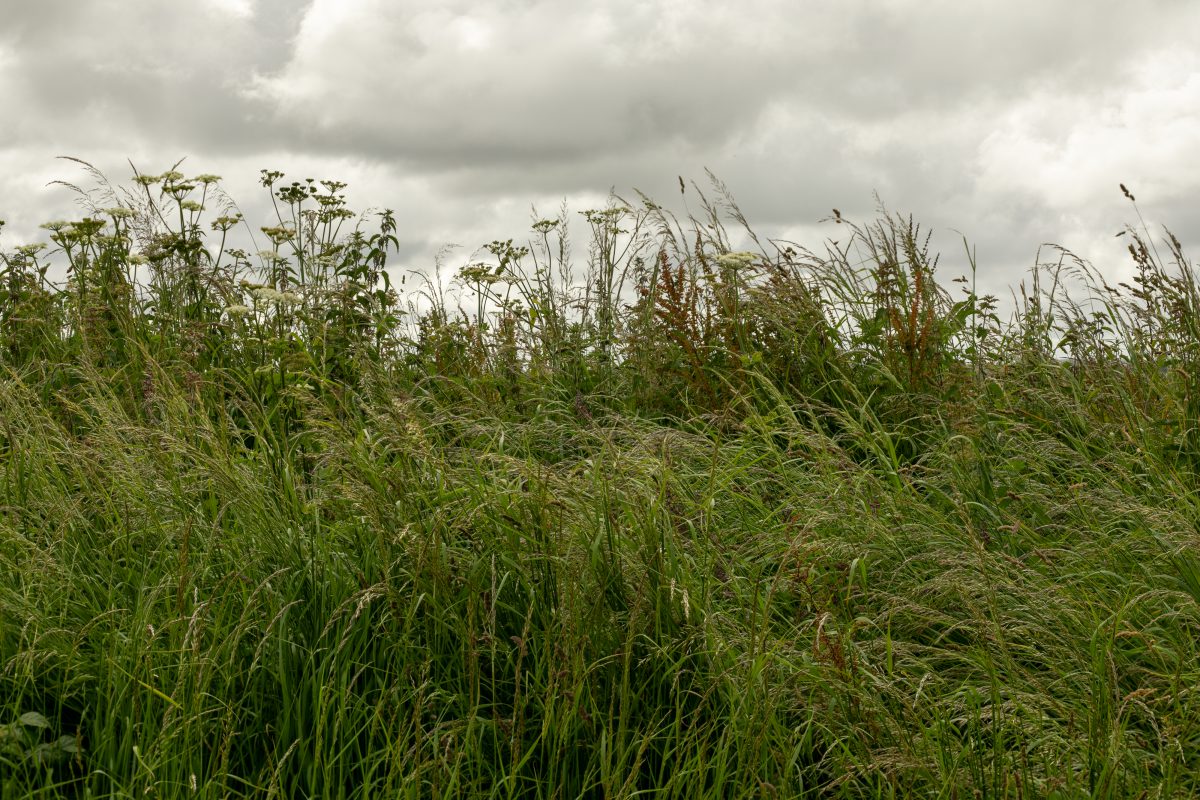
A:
0 0 300 153
248 0 1190 167
1 0 1197 310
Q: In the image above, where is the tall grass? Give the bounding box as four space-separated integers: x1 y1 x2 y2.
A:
1 162 1198 798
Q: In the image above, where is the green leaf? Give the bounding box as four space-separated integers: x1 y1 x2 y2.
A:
19 712 50 729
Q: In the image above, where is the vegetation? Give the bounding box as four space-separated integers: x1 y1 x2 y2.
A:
1 161 1198 798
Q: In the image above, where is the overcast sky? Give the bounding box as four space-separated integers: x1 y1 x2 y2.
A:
1 0 1198 307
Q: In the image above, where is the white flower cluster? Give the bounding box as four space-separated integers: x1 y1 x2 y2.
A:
249 286 303 306
716 251 759 270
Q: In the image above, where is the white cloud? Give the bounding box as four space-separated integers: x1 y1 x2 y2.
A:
977 48 1200 212
206 0 256 19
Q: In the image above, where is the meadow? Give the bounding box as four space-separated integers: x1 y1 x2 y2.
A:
1 162 1198 798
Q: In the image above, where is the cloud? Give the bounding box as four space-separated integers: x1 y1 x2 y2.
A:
977 48 1200 211
0 0 1197 309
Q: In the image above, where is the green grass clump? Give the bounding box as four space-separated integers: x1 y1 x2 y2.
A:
1 161 1199 798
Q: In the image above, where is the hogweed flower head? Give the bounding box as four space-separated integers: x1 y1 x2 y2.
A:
250 286 285 304
717 251 758 270
211 214 242 232
261 225 296 244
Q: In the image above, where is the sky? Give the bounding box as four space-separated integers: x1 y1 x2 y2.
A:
1 0 1198 308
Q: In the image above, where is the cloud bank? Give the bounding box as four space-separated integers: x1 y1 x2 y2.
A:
2 0 1197 303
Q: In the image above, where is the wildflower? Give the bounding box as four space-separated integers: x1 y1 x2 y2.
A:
134 174 163 187
224 304 251 318
39 220 70 232
160 170 185 183
194 174 221 184
72 217 108 235
250 286 284 304
103 206 137 219
16 242 47 256
179 200 203 212
280 291 302 306
128 254 149 265
257 249 283 262
261 225 295 244
717 251 758 270
211 214 242 232
459 262 503 284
